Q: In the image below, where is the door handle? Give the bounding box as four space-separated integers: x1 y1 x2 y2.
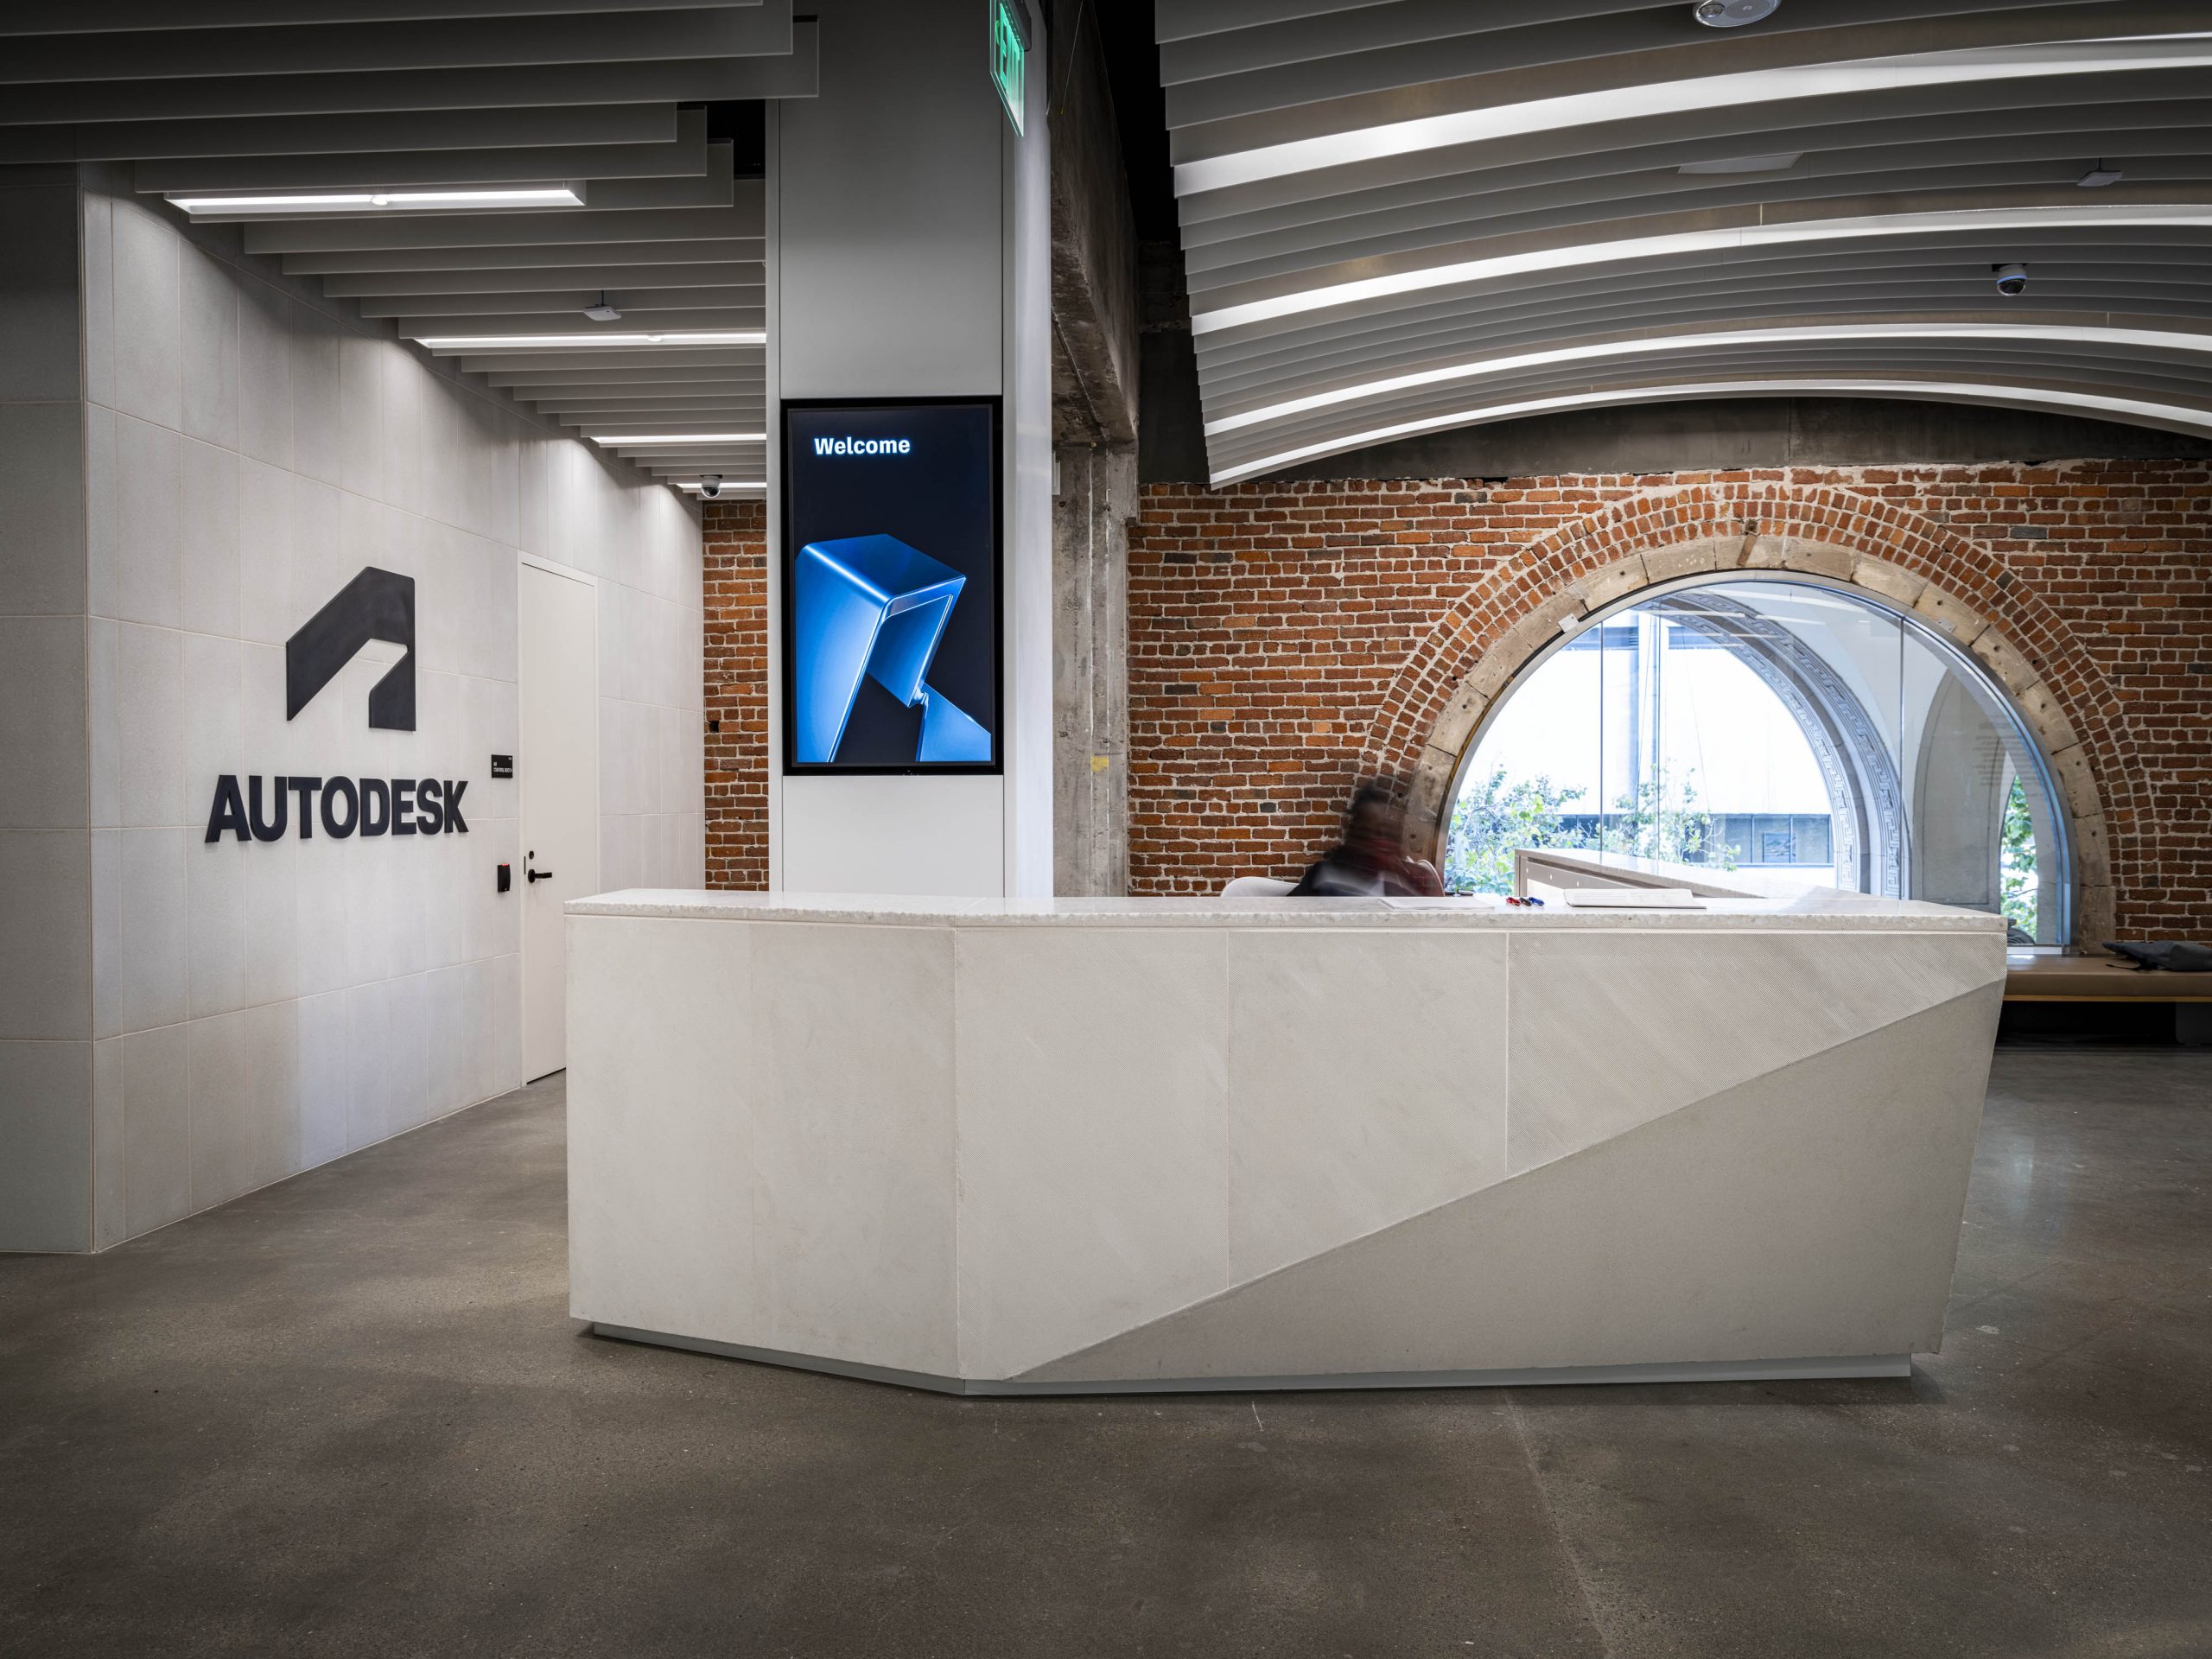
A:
526 850 555 883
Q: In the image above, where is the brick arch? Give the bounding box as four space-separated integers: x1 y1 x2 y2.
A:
1370 482 2125 945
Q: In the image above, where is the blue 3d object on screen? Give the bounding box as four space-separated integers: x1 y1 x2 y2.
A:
792 533 992 765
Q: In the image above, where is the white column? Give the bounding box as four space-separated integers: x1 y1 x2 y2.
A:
766 0 1052 896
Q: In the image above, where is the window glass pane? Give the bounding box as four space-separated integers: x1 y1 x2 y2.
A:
1446 576 2066 939
1897 623 2065 944
1441 624 1602 893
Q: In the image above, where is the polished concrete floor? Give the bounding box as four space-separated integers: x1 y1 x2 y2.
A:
3 1048 2208 1657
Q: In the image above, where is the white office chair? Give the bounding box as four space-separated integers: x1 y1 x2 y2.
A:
1221 875 1297 897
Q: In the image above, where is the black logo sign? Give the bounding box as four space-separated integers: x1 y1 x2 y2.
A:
206 774 466 843
205 567 467 845
288 566 415 730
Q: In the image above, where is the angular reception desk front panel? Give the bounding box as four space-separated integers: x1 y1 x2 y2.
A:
565 895 2005 1393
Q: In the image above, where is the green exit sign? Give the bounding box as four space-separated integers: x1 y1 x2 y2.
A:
989 0 1027 135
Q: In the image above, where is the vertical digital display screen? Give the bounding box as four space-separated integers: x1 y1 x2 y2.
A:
780 399 1001 773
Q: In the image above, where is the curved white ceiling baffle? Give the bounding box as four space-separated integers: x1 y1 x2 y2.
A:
0 1 818 493
1154 2 2212 485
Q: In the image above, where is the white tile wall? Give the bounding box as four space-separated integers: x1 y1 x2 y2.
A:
0 402 87 616
41 178 703 1251
0 182 94 1249
0 1042 93 1252
0 616 88 830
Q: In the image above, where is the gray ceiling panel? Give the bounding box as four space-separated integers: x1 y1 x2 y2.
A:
15 1 804 493
1201 283 2212 403
1157 0 2212 480
1179 139 2212 273
1173 63 2212 225
1165 4 2209 163
535 393 767 409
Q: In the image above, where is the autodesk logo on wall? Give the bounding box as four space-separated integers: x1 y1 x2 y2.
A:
810 435 912 456
204 566 469 842
792 534 989 765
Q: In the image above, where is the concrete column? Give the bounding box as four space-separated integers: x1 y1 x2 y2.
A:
1053 442 1134 895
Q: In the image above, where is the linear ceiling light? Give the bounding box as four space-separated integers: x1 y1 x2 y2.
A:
1210 380 2212 485
168 188 582 213
1205 322 2212 435
1189 205 2212 334
677 480 767 493
1173 35 2212 195
588 432 766 444
414 331 767 349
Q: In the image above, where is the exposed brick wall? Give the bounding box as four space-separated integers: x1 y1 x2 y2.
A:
702 499 770 889
694 467 2209 932
1128 464 2212 938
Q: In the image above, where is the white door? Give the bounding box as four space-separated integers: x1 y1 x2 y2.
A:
518 560 599 1082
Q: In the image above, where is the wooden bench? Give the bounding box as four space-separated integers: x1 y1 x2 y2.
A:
2004 953 2212 1045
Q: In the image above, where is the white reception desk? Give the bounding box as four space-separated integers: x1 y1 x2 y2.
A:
565 887 2005 1394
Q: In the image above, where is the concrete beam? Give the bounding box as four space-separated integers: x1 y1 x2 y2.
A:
1053 443 1136 895
1047 0 1138 446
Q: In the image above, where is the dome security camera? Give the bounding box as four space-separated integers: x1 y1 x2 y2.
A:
698 474 724 499
1993 263 2030 297
1694 0 1779 24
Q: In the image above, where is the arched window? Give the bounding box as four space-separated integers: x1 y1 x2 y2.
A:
1444 575 2069 944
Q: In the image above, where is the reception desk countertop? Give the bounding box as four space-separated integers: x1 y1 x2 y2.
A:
566 887 2005 1394
573 888 1999 931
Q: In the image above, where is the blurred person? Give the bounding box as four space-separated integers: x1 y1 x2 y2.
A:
1288 780 1445 897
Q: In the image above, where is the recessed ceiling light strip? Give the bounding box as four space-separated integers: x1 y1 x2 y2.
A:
416 331 766 350
1209 379 2212 485
1190 206 2212 334
588 432 766 444
170 188 583 214
1205 322 2212 435
1173 36 2212 196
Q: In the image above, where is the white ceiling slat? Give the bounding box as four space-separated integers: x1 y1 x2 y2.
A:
279 238 766 273
1 58 783 127
132 107 713 192
0 6 790 85
1164 4 2210 163
353 285 763 317
0 104 677 165
401 306 765 336
451 348 764 372
1154 0 2212 484
242 188 765 253
0 0 760 34
182 143 741 223
486 368 766 386
321 258 760 294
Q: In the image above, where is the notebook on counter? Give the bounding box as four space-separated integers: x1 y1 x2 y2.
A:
1555 887 1703 909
